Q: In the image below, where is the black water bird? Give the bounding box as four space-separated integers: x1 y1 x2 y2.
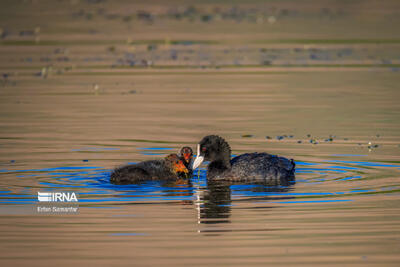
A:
191 135 295 185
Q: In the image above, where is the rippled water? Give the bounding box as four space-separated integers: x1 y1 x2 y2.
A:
1 144 400 265
1 152 400 206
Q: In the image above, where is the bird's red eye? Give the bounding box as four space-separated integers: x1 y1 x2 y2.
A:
202 147 206 152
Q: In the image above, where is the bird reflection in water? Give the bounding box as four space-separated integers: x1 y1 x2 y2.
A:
196 181 232 224
194 181 295 227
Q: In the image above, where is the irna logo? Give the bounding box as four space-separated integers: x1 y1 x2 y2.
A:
37 192 78 202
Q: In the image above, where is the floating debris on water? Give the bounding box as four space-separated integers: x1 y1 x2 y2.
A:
1 73 16 86
93 83 101 95
36 66 52 78
141 59 153 67
265 136 271 139
40 67 47 78
262 60 271 65
297 140 302 143
241 134 253 138
267 16 276 24
367 141 380 151
107 46 116 53
147 44 157 51
309 138 318 144
122 15 132 22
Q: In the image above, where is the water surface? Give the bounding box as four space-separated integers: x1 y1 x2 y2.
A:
1 0 400 266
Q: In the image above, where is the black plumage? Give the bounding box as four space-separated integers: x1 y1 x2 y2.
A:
110 154 189 185
193 135 295 185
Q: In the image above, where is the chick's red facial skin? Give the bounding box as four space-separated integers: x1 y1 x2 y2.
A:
180 147 193 164
183 152 192 163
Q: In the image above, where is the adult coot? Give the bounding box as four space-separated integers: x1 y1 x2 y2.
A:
191 135 295 185
110 154 189 185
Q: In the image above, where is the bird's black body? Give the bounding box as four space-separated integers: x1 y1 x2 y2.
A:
213 152 295 185
195 135 295 185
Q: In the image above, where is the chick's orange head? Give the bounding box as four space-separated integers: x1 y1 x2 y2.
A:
166 154 189 173
180 146 193 163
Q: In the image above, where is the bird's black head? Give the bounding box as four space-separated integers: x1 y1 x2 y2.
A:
199 135 231 161
191 135 231 170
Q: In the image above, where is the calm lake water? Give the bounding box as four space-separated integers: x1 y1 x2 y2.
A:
1 0 400 266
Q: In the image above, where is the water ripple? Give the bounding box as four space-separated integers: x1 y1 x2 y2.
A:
0 158 399 206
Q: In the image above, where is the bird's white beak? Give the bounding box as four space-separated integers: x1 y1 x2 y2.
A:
190 144 204 170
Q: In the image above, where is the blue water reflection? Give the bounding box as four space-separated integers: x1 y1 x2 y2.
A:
0 158 399 206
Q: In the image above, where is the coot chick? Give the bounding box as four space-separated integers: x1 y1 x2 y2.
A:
179 146 193 175
191 135 295 185
110 154 189 185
